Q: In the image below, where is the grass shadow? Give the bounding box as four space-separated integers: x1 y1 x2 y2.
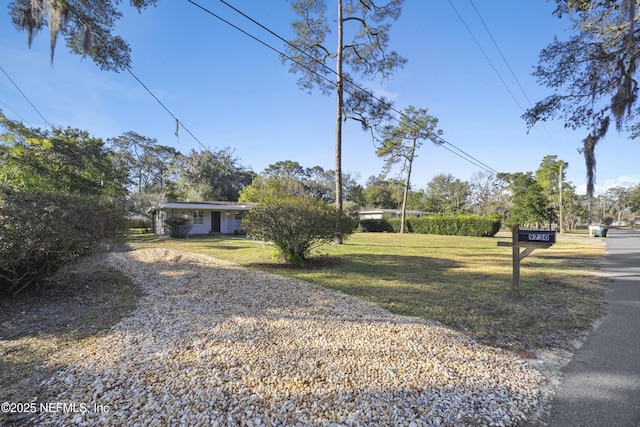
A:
0 259 141 411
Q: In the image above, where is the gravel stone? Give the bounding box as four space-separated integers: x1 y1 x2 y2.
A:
36 248 548 426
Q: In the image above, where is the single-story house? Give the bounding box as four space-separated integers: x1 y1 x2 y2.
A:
150 202 255 236
357 209 434 220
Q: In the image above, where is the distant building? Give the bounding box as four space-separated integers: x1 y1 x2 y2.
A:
357 209 434 220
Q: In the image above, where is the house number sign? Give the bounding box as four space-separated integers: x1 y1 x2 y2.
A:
517 230 556 244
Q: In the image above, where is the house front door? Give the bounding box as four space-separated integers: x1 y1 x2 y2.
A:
212 211 221 233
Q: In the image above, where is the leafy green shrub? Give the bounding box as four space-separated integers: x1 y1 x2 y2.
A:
0 191 127 295
164 216 192 238
242 197 356 265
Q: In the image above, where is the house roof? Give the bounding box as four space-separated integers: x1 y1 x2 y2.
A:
152 202 255 212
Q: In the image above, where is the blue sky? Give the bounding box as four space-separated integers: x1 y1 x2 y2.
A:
1 0 639 195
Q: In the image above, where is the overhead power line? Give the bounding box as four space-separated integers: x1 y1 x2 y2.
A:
467 0 556 144
467 0 534 107
0 98 31 125
437 137 498 174
188 0 499 175
0 63 51 127
452 0 554 145
50 8 211 153
446 0 526 114
125 67 208 151
187 0 338 90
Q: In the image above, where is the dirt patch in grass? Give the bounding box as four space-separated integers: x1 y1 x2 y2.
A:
0 256 140 426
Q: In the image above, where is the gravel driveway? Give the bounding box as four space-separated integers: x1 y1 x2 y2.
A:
35 248 548 426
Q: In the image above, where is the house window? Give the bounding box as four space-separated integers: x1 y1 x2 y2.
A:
192 211 204 225
234 212 243 221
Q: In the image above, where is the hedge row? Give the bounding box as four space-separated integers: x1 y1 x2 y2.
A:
360 214 502 237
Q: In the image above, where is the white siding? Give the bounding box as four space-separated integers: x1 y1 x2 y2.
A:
219 211 243 234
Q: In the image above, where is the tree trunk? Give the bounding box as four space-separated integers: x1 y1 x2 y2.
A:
335 0 344 214
558 161 564 234
400 172 409 234
400 139 417 234
334 0 344 244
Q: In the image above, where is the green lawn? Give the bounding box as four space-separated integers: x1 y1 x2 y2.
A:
123 231 607 353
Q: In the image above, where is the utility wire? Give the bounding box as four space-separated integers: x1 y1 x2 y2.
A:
187 0 337 89
214 0 497 174
0 99 32 126
0 63 51 127
467 0 534 107
190 0 499 174
447 0 526 114
467 0 555 144
438 137 498 173
125 67 208 151
62 8 209 153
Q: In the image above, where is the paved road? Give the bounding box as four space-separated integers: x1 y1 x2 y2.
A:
538 228 640 427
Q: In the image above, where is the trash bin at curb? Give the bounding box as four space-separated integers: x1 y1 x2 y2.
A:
594 226 607 237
